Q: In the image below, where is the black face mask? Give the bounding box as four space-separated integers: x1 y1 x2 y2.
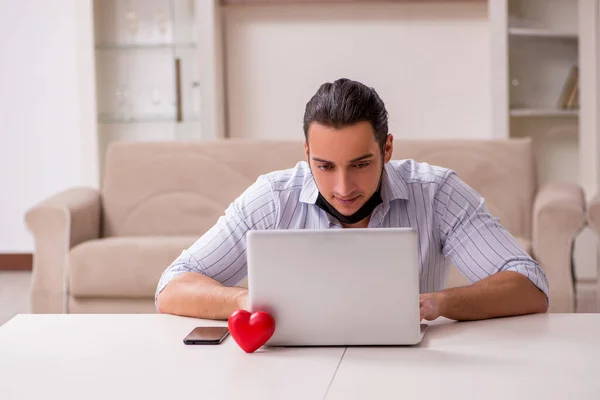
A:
314 167 384 226
316 190 382 225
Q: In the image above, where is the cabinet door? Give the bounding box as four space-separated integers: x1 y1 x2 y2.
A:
93 0 202 176
94 0 200 125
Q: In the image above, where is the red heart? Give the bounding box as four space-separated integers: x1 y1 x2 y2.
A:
228 310 275 353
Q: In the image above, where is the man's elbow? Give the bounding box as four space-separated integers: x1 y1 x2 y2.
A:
511 271 549 314
155 287 171 315
535 292 550 314
155 296 165 314
526 283 549 314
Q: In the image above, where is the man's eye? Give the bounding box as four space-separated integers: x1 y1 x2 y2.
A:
317 164 333 171
353 162 370 169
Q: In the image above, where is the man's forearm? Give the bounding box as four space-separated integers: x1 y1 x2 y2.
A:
156 272 248 320
439 271 548 321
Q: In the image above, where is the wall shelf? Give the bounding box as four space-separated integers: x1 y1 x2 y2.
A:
510 109 579 117
508 27 578 39
98 117 201 124
99 116 176 124
492 0 582 182
95 43 197 50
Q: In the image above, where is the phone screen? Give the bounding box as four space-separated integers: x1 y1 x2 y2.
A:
183 327 230 345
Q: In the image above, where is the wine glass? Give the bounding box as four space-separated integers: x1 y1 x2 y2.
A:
124 8 139 40
116 85 131 121
154 9 168 40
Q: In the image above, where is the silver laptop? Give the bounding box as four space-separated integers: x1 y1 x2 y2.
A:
247 228 426 346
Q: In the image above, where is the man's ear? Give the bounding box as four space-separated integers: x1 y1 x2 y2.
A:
383 134 394 163
304 140 310 162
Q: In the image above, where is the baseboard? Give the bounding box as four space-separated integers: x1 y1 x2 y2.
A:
0 254 33 271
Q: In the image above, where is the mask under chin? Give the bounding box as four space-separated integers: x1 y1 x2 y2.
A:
315 190 382 225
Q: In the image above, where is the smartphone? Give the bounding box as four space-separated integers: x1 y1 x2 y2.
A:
183 327 230 345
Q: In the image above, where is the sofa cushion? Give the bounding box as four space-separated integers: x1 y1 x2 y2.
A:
102 141 305 237
69 236 198 298
67 297 157 314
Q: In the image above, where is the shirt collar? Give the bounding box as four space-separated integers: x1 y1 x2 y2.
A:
381 162 409 202
299 170 320 204
299 162 409 205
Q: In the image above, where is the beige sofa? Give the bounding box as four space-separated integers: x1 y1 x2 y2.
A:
586 194 600 234
585 195 600 297
25 138 585 314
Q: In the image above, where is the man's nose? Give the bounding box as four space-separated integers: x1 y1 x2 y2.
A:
335 171 354 196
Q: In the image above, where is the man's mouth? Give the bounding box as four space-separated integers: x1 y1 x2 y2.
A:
335 195 360 205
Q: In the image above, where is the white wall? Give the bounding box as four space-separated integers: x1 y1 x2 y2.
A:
224 2 491 140
0 0 95 253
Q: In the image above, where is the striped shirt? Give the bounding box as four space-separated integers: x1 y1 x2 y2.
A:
155 160 549 300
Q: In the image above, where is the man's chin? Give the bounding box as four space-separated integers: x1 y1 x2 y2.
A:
333 199 363 215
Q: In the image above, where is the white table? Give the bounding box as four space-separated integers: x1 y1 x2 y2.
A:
0 314 344 400
327 314 600 400
0 314 598 400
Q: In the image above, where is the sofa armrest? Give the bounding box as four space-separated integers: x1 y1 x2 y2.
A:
24 187 101 313
532 182 585 313
587 194 600 235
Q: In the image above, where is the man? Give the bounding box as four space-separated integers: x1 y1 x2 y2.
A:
156 78 549 322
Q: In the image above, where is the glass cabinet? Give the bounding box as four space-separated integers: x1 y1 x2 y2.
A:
92 0 203 174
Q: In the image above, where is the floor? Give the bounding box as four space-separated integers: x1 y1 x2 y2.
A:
0 272 598 327
0 271 31 326
576 281 599 313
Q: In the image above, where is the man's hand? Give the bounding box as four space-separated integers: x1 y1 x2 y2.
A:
420 292 444 321
418 272 548 322
234 290 249 311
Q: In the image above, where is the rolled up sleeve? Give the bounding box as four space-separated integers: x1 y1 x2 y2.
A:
155 175 278 301
434 171 549 299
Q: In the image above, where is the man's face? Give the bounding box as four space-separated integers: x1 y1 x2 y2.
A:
304 121 393 216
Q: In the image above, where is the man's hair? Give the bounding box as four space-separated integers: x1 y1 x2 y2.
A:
303 78 389 151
